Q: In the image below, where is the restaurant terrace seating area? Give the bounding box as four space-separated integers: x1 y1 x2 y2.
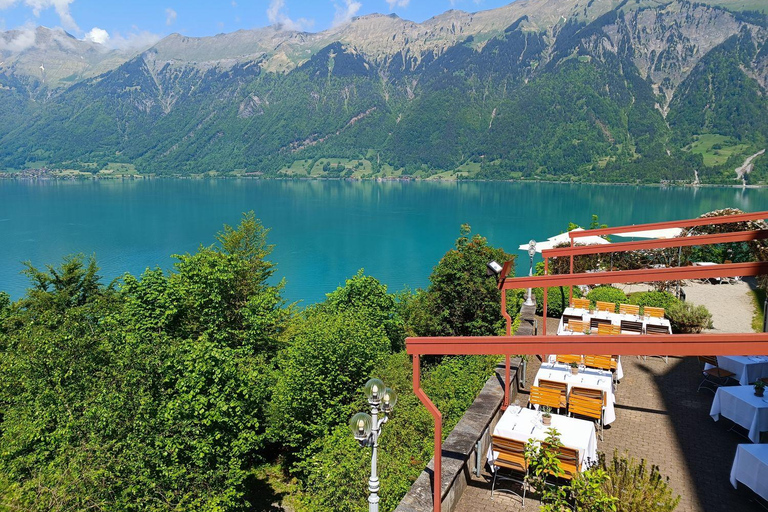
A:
454 301 768 512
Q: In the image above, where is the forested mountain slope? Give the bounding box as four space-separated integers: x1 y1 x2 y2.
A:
0 0 767 183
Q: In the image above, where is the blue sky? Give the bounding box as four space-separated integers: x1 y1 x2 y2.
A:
0 0 512 48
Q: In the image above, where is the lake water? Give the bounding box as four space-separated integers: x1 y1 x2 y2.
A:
1 179 766 304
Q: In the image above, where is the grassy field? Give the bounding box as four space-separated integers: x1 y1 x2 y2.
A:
686 134 750 167
100 163 138 175
703 0 768 13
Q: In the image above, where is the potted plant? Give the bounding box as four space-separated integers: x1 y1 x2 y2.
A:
570 362 579 375
755 380 766 397
585 328 592 335
541 406 552 426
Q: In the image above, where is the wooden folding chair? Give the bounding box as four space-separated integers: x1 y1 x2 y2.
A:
538 379 568 409
595 301 615 313
555 354 582 366
619 303 640 316
572 298 590 310
697 356 735 393
541 443 580 481
529 386 564 413
620 320 643 334
491 435 528 504
596 323 620 336
584 355 613 372
590 317 612 330
567 320 588 333
568 393 604 441
644 306 665 318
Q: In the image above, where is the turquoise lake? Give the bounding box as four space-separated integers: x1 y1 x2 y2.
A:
1 179 766 304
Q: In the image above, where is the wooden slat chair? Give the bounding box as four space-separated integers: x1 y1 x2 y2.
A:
567 320 588 333
619 303 640 316
490 435 528 503
620 320 643 334
570 385 606 406
540 443 580 481
596 323 620 336
568 393 604 441
563 314 584 327
642 328 670 363
555 354 582 366
590 317 612 330
595 301 616 313
572 298 590 310
761 377 768 385
644 306 665 318
697 356 735 393
538 379 568 409
584 355 613 372
529 386 564 414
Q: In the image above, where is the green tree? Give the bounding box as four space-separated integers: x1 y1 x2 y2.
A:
406 224 515 337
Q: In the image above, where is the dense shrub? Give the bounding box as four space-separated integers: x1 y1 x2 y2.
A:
586 286 628 310
627 291 680 315
535 286 582 318
295 352 498 511
598 450 680 511
667 302 713 333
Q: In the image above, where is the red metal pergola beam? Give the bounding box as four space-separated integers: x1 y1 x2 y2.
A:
544 229 768 258
501 261 768 290
569 210 768 239
407 333 768 356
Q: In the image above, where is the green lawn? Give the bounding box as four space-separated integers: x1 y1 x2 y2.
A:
686 134 750 167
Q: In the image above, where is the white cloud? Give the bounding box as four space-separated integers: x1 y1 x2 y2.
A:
0 0 78 32
231 0 237 6
108 29 161 50
266 0 313 31
84 26 109 45
332 0 361 26
386 0 409 9
0 24 36 51
165 7 177 26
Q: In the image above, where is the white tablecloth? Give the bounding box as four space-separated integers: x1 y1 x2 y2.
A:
717 355 768 386
730 444 768 501
487 406 598 472
534 362 616 425
710 385 768 443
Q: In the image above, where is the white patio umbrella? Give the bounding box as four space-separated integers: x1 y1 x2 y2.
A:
518 228 610 253
612 227 682 239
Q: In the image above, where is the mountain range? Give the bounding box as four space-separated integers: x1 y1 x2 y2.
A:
1 0 767 184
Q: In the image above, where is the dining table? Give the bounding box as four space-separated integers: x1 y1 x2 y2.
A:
710 385 768 443
487 405 598 472
558 307 671 337
716 355 768 386
534 362 617 424
730 443 768 501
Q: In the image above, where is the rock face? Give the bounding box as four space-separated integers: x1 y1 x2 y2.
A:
0 0 766 183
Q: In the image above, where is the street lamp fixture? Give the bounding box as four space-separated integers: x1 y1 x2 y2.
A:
525 240 537 306
350 378 397 512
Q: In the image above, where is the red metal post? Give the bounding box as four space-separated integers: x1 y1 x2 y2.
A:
569 237 574 303
501 289 511 336
504 355 511 409
412 354 442 512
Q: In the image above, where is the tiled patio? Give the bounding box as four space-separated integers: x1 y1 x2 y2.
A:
455 353 766 512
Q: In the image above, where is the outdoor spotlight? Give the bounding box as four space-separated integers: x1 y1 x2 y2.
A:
486 260 503 276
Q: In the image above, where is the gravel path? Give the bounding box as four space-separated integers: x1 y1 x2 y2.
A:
682 278 757 333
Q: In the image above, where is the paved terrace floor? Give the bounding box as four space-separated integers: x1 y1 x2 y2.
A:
455 353 766 512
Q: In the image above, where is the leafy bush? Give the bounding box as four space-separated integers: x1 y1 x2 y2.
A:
627 291 680 315
586 286 628 311
295 352 498 511
535 286 582 318
666 302 713 333
598 450 680 511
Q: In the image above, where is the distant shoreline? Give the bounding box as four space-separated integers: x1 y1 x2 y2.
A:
1 171 766 189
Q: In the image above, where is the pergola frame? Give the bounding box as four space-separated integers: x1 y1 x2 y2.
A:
406 210 768 512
